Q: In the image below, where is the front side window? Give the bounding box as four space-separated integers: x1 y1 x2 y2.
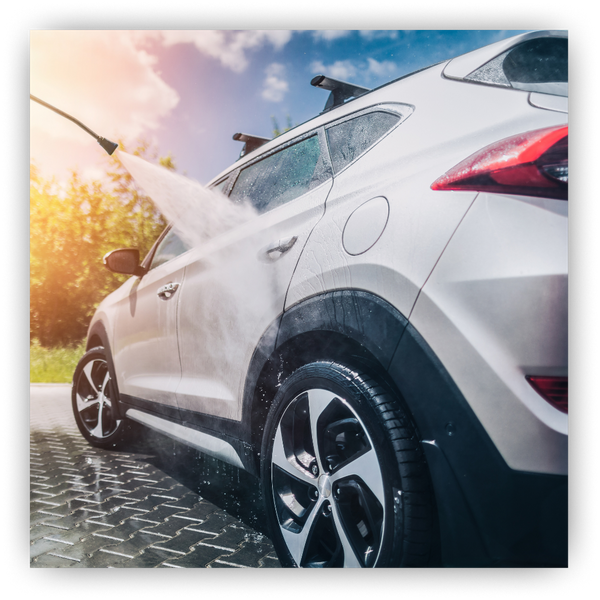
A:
150 228 190 270
211 177 230 195
326 111 401 174
229 134 331 213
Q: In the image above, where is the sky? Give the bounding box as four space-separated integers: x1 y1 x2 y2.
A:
30 29 530 186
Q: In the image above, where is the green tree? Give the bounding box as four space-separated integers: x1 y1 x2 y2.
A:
30 141 170 347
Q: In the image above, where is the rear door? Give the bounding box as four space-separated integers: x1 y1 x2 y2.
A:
174 129 333 422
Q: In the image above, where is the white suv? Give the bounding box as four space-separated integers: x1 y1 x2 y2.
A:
72 30 568 567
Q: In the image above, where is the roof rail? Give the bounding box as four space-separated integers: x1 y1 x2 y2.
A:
232 132 271 158
311 75 370 112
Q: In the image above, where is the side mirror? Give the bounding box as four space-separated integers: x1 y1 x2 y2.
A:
103 248 147 277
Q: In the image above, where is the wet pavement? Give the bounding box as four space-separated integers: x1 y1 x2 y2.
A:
30 384 281 568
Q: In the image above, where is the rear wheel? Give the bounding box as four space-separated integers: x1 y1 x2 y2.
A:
260 361 435 568
72 347 129 449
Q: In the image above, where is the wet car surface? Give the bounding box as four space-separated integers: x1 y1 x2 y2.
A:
30 384 280 568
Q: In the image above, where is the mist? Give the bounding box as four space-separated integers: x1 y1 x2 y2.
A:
118 151 256 249
118 150 285 422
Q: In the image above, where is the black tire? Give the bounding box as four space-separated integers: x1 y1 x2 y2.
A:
71 346 130 449
260 361 435 568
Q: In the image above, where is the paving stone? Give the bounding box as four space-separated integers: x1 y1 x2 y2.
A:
47 533 121 561
91 495 141 514
149 487 193 500
200 523 253 548
149 528 220 555
126 494 177 511
30 384 280 568
156 543 235 568
259 554 283 568
33 480 89 496
75 549 134 568
113 546 175 568
91 517 153 541
31 501 75 518
30 536 75 559
108 487 151 500
88 529 160 559
30 523 72 543
31 553 82 568
218 540 278 568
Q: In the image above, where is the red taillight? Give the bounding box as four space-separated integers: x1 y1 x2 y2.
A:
431 125 568 200
526 376 568 414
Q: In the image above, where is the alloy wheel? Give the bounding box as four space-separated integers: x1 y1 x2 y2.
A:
73 356 121 440
271 388 385 568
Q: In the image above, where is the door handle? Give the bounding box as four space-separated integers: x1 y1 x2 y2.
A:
157 282 180 300
264 236 298 261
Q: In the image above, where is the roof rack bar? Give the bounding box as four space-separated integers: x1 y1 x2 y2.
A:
232 132 271 158
310 75 370 112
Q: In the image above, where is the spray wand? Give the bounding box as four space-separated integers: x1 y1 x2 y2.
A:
30 94 119 155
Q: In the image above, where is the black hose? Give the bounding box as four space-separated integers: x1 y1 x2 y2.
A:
30 94 119 155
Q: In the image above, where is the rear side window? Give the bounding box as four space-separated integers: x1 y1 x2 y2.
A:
229 134 331 213
465 37 568 96
326 111 400 174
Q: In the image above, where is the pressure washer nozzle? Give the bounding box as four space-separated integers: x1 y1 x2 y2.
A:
98 137 119 155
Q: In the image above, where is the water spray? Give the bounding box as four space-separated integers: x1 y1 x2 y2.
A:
30 94 119 155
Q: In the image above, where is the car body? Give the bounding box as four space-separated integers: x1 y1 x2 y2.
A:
72 30 568 567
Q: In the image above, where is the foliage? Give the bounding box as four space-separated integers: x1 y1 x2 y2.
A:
271 115 294 137
30 339 87 383
30 141 169 347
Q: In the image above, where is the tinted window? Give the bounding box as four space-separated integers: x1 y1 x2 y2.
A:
503 38 567 84
150 228 190 270
465 37 568 96
326 111 400 174
229 135 330 213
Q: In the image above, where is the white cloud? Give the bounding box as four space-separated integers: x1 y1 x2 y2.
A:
312 30 352 42
359 30 400 41
310 57 398 86
30 31 296 143
366 58 398 78
157 30 293 73
30 31 180 144
262 63 289 102
310 60 358 81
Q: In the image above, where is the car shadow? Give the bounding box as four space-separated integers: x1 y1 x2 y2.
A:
119 425 270 537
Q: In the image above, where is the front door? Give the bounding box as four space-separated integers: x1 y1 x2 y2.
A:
111 229 189 410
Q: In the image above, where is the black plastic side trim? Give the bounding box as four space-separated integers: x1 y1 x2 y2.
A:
119 394 182 423
119 394 252 471
276 290 408 369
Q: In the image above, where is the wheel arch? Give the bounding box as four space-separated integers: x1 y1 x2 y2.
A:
241 289 492 565
243 290 410 475
85 319 123 418
86 319 110 352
